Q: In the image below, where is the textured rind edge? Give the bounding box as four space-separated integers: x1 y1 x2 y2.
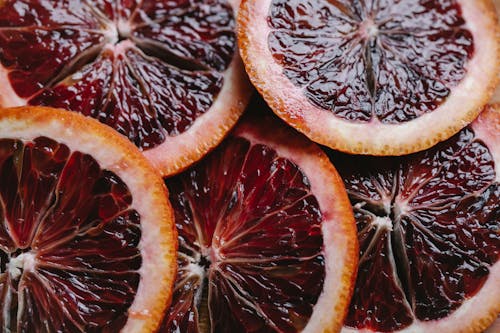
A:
233 112 359 333
145 53 253 177
237 0 500 156
484 316 500 333
0 0 253 178
341 104 500 333
144 0 253 177
473 104 500 181
0 106 178 333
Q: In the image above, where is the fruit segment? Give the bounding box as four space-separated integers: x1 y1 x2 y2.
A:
0 137 141 332
268 0 473 123
0 0 233 148
161 111 358 333
164 137 325 332
239 0 499 155
329 105 500 332
0 106 177 333
0 0 252 175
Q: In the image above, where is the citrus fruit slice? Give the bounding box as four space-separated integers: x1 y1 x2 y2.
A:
238 0 499 156
0 106 177 332
0 0 252 176
327 104 500 333
160 109 358 332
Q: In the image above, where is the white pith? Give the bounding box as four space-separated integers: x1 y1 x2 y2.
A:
359 19 379 39
7 252 36 280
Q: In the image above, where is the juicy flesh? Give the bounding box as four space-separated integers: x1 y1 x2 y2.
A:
268 0 474 123
0 0 236 149
329 127 499 332
0 137 141 332
162 136 326 333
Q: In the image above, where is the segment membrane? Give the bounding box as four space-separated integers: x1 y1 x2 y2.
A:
0 0 236 149
268 0 474 123
0 137 141 332
163 136 326 332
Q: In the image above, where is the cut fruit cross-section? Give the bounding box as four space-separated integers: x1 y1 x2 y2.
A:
327 104 500 333
160 107 358 332
0 0 252 176
0 106 177 332
238 0 499 156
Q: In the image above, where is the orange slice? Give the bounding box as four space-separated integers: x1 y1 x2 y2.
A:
327 105 500 333
0 0 252 176
161 107 358 332
238 0 499 156
0 106 177 332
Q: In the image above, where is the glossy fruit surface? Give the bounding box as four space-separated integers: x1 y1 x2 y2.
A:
0 0 252 176
161 110 358 333
328 105 500 333
0 106 177 332
239 0 499 156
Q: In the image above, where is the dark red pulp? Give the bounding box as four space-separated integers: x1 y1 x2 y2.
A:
162 136 326 333
327 127 499 332
268 0 474 123
0 0 236 149
0 137 141 332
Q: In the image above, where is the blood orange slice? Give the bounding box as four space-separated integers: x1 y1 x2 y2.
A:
238 0 499 156
327 104 500 333
160 109 358 332
0 106 177 332
0 0 252 176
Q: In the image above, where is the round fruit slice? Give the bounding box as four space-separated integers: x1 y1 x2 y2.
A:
326 104 500 333
160 109 358 332
0 106 177 332
0 0 252 176
238 0 499 156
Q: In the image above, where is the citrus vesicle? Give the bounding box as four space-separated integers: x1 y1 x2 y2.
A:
327 105 500 333
239 0 499 156
160 108 358 332
0 106 177 332
0 0 252 176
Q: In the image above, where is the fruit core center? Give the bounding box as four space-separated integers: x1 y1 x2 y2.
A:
359 196 407 231
359 19 379 39
7 250 36 280
373 216 393 231
199 246 220 271
105 20 132 45
199 253 211 271
192 247 220 332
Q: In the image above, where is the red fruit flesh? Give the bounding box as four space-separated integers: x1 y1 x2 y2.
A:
163 136 325 332
0 137 141 332
328 127 499 332
267 0 474 123
0 0 236 149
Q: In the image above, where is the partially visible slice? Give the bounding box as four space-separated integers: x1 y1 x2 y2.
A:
161 108 358 332
0 106 177 332
327 105 500 333
0 0 252 176
238 0 499 156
